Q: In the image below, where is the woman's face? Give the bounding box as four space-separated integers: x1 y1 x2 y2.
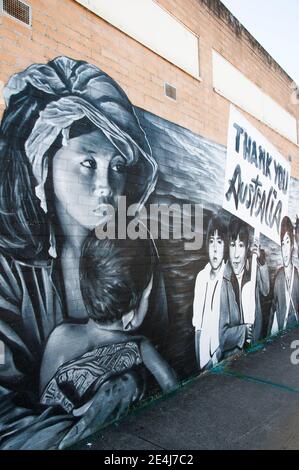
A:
281 232 292 268
208 229 224 271
52 129 127 230
229 235 247 276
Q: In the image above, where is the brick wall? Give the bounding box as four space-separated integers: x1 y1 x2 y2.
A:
1 0 299 176
1 0 299 450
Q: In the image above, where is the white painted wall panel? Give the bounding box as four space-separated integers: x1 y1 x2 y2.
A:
212 51 298 144
75 0 200 79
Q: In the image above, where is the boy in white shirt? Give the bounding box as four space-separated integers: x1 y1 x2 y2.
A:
192 214 227 370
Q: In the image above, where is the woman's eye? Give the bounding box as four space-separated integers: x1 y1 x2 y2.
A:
111 161 126 173
81 159 97 170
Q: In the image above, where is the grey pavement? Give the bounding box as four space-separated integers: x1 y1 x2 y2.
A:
72 327 299 450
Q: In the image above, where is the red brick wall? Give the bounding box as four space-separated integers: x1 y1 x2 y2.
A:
1 1 299 449
1 0 298 173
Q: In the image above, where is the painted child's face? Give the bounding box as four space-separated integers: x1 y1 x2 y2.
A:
229 235 247 276
281 232 292 268
208 229 224 271
52 129 127 230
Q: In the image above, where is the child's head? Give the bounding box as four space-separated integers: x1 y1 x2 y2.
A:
280 216 294 268
80 234 154 331
228 216 249 276
206 213 227 270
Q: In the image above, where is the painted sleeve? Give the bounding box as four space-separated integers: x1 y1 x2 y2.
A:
257 263 270 297
253 295 262 342
219 281 247 353
192 272 204 330
267 275 279 336
0 255 75 449
0 254 31 387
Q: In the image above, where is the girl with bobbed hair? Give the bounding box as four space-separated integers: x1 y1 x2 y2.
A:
0 56 168 449
192 211 227 371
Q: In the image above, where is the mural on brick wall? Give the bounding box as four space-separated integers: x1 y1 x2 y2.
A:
0 56 298 449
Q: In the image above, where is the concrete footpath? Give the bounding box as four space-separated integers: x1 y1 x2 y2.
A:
73 327 299 450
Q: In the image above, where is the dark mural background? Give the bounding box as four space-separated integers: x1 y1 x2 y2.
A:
137 108 299 377
137 109 226 378
0 56 298 449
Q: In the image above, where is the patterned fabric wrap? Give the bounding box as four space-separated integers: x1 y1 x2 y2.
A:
40 341 143 414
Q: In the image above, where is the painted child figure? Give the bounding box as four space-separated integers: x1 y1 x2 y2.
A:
268 216 299 335
192 214 227 371
40 235 178 416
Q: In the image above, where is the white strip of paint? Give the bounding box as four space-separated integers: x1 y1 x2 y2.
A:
213 50 298 145
74 0 200 79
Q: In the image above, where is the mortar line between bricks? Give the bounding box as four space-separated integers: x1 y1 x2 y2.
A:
211 369 299 395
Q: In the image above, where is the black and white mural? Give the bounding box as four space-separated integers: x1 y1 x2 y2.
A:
0 56 298 449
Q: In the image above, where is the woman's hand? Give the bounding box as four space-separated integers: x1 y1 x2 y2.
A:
59 371 142 449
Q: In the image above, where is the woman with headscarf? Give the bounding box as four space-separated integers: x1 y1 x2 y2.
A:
0 56 168 449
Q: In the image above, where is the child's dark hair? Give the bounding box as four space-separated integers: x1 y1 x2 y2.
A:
80 234 155 325
228 216 249 248
280 216 294 246
206 213 227 252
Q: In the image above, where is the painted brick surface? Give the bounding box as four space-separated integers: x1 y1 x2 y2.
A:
0 0 299 450
1 0 299 175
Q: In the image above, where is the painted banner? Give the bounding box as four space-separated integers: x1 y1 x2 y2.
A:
223 106 290 244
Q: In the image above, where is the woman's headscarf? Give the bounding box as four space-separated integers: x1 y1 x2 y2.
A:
2 56 157 218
